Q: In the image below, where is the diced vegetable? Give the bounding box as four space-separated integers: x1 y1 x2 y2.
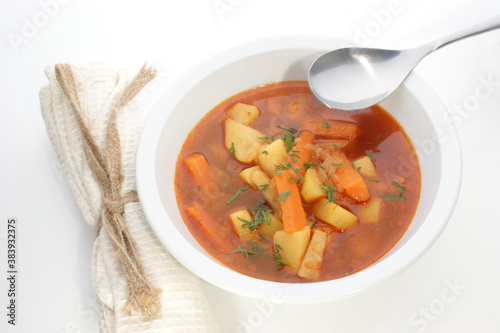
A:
225 118 264 163
247 169 281 213
229 209 253 238
257 139 289 177
259 212 283 238
317 140 349 149
300 168 327 203
239 165 262 186
353 156 377 177
359 198 382 223
329 150 370 202
311 197 358 231
274 169 308 232
183 153 212 187
307 119 358 139
290 130 315 176
186 203 232 252
228 103 260 126
273 226 311 270
298 229 328 279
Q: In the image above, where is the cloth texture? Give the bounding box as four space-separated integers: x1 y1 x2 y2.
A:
40 61 219 332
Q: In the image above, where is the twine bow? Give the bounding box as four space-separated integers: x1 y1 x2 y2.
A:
54 63 160 316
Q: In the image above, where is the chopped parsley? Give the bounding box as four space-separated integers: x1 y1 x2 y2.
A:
227 142 235 158
277 125 301 152
259 135 275 142
380 181 406 202
322 119 331 128
273 244 287 269
366 151 380 163
227 183 251 206
320 184 336 204
304 162 325 169
229 241 266 258
258 183 268 192
278 190 291 204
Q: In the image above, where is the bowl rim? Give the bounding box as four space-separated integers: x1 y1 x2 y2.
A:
136 35 462 303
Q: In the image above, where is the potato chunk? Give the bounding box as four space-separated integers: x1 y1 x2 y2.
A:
228 103 260 126
311 197 358 231
259 212 283 238
257 139 289 177
359 198 382 223
300 168 327 203
250 170 281 213
225 118 264 164
239 165 262 186
229 209 253 238
353 156 377 177
298 229 328 280
273 226 311 271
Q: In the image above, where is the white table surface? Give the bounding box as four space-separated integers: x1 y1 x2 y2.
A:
1 0 500 332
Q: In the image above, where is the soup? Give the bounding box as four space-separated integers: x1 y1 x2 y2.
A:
174 81 420 282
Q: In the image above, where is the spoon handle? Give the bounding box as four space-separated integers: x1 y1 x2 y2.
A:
431 14 500 51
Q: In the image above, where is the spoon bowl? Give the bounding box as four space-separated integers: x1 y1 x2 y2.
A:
309 14 500 110
308 46 430 110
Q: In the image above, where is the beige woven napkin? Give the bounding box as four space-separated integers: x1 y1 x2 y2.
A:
39 61 219 332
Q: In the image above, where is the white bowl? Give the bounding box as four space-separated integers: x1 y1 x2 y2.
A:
136 35 462 303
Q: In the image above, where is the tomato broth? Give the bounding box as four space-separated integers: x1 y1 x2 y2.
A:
174 81 420 283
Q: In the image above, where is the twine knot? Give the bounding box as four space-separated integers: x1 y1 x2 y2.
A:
55 63 160 317
103 191 139 216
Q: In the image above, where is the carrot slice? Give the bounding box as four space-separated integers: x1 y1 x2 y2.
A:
183 153 212 187
274 169 308 232
186 203 232 253
330 150 370 202
307 119 358 139
290 130 315 176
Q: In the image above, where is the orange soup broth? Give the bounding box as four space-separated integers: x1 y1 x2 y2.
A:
174 81 420 283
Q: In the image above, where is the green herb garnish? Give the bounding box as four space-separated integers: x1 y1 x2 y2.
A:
258 184 269 192
241 204 274 231
259 135 275 142
380 181 406 202
304 162 325 169
273 244 287 269
369 179 381 183
289 153 300 163
366 151 380 163
278 190 291 204
227 183 251 206
229 241 266 258
331 162 343 168
277 125 302 133
322 119 331 128
227 142 235 158
320 184 336 204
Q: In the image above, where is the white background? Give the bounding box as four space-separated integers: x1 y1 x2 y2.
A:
1 0 500 332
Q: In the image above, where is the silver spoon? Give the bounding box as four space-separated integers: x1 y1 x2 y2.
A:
308 15 500 110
